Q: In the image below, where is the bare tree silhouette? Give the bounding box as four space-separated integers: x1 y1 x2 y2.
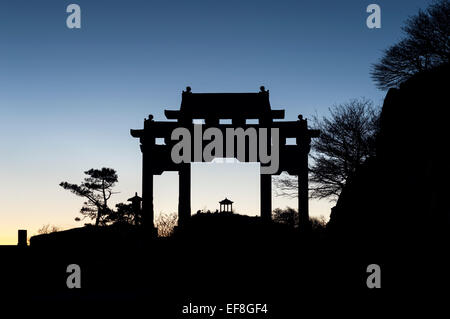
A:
60 168 118 226
36 224 60 235
275 98 379 200
371 0 450 90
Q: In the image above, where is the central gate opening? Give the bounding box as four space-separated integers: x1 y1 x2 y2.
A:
191 160 261 216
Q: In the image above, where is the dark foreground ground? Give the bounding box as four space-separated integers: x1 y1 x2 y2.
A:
0 215 447 316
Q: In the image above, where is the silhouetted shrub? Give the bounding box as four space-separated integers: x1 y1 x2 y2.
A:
36 224 61 235
155 213 178 237
272 207 299 227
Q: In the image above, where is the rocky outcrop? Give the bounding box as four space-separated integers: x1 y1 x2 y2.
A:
327 64 449 248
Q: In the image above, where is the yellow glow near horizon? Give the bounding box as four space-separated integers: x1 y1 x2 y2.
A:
0 161 333 245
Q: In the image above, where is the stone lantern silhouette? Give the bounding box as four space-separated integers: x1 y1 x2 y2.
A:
219 198 233 213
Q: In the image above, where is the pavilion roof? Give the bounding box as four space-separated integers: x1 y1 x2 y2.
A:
219 198 233 204
127 192 142 202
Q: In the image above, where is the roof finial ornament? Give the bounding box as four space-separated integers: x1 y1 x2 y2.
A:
185 86 192 93
260 86 266 93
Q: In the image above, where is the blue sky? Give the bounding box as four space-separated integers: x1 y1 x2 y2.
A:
0 0 432 243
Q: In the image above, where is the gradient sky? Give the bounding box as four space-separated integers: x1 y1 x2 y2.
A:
0 0 432 244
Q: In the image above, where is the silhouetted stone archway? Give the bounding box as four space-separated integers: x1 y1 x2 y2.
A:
131 87 319 235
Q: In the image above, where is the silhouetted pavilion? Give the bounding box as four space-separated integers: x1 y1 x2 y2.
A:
127 192 142 225
219 198 233 213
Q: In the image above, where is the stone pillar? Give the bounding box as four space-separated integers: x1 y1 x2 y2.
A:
297 115 312 232
178 163 191 227
260 114 273 223
298 149 310 231
18 229 27 247
260 172 272 222
142 146 154 230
